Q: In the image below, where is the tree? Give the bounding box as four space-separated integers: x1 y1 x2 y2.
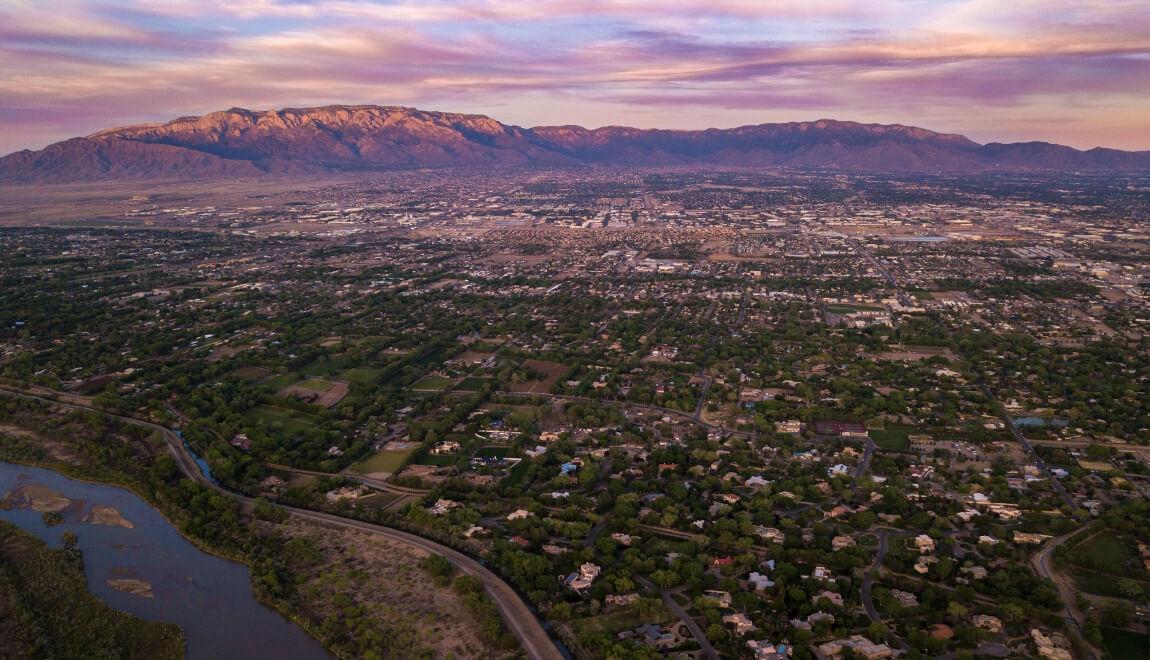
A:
1118 578 1143 600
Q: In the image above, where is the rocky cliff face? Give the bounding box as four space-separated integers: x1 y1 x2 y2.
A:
2 105 1147 183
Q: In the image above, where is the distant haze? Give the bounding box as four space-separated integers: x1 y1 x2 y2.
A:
1 1 1149 154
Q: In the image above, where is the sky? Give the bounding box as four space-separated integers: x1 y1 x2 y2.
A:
2 0 1149 155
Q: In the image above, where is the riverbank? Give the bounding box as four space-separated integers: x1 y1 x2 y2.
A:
0 391 535 659
0 519 184 659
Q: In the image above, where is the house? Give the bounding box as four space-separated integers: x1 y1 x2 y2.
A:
712 556 736 568
620 623 683 650
791 612 835 630
229 433 251 451
745 475 770 488
747 639 791 660
722 612 758 635
507 508 533 520
817 635 894 659
747 572 775 590
811 565 833 581
828 463 850 477
972 614 1003 633
430 499 460 515
611 532 637 546
775 420 803 434
703 590 733 608
754 526 785 544
1031 629 1073 660
259 475 286 493
606 593 640 607
832 535 855 551
431 440 461 454
812 590 844 607
325 485 362 503
914 534 936 554
891 589 919 608
961 565 988 580
1014 531 1052 545
565 563 600 593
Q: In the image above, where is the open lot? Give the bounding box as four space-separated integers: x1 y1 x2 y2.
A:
349 447 417 477
410 375 456 392
508 359 566 394
249 405 320 435
278 378 349 408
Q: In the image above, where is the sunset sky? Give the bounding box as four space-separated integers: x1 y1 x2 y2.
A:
3 0 1149 155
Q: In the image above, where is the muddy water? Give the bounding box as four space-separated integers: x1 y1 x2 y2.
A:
0 461 331 660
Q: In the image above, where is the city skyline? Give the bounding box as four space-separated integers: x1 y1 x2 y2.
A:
3 0 1149 155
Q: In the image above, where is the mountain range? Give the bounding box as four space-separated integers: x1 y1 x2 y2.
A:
3 105 1149 183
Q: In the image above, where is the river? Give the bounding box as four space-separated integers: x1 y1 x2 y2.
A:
0 461 331 660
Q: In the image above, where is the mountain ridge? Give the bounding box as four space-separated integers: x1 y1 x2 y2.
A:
3 104 1148 183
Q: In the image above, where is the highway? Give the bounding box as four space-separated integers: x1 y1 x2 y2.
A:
0 385 564 660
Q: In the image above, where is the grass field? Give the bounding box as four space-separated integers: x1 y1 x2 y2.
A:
349 448 415 475
502 459 529 486
825 303 882 314
474 446 511 458
871 426 912 451
1101 627 1149 659
249 405 319 434
572 602 673 635
260 373 299 391
454 377 493 391
355 491 404 510
410 375 456 391
341 367 386 385
1074 532 1133 566
297 379 331 392
230 366 270 381
420 454 459 467
1077 459 1118 473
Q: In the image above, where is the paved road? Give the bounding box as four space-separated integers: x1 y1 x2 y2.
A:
0 385 563 660
977 383 1083 520
1032 524 1100 660
264 463 430 496
635 575 718 659
860 531 911 652
851 438 876 500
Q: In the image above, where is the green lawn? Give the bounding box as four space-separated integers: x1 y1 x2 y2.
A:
572 602 673 635
349 448 415 475
502 459 529 486
455 377 493 391
356 491 403 510
1074 532 1133 567
260 373 299 391
341 367 386 385
249 405 319 434
871 426 912 451
298 378 333 392
1101 627 1149 659
410 375 455 391
474 446 511 458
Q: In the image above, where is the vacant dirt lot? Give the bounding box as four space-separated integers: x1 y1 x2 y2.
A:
260 518 511 659
278 379 349 408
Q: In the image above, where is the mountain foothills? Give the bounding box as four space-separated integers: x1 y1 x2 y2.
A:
2 105 1150 183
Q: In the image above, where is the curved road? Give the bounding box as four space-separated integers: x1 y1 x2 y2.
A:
0 385 564 660
1032 525 1100 660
